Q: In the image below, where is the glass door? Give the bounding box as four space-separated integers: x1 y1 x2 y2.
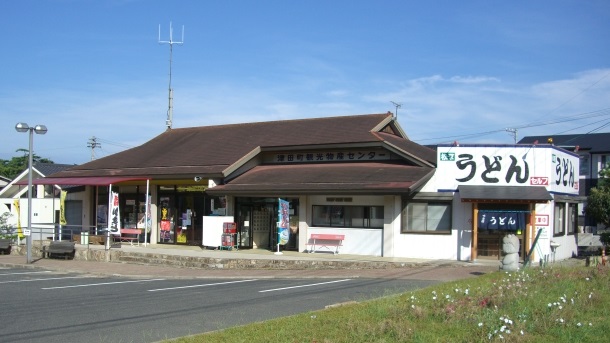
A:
237 205 253 248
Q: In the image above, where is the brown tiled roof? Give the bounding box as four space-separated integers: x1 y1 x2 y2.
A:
207 162 435 195
49 113 432 179
375 132 437 165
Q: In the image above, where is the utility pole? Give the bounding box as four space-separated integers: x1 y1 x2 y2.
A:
159 22 184 130
505 128 518 144
87 136 101 160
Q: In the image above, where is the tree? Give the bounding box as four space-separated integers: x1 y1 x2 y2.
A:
0 212 15 240
585 164 610 231
0 149 54 180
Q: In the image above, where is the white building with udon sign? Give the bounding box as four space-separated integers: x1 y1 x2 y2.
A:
404 143 581 264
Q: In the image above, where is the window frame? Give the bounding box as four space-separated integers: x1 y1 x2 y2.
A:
311 205 384 229
401 201 452 234
567 202 577 235
553 202 565 237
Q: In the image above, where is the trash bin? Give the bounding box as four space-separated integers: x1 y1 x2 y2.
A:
80 232 89 245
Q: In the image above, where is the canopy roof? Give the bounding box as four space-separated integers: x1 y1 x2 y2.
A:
22 176 148 186
458 185 552 203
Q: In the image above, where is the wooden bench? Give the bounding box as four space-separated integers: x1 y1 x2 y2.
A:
42 241 75 260
0 239 11 255
114 228 142 246
306 234 345 254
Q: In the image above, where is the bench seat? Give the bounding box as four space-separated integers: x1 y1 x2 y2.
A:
42 241 75 260
306 234 345 254
114 228 142 246
0 239 11 255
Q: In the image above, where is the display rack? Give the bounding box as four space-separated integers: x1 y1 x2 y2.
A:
219 222 238 250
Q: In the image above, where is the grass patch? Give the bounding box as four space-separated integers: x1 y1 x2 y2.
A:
165 265 610 342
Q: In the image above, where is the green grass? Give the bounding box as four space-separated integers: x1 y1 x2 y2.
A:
165 265 610 343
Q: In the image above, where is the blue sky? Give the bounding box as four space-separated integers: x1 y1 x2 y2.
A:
1 0 609 165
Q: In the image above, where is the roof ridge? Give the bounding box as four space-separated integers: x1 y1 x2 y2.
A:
171 113 392 131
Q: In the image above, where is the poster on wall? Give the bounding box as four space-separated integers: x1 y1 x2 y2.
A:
278 198 290 245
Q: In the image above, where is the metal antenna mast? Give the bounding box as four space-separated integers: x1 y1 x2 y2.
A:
87 136 102 160
390 101 402 118
159 22 184 130
505 128 518 144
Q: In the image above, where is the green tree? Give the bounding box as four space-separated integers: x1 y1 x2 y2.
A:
0 149 54 180
585 163 610 231
0 212 15 240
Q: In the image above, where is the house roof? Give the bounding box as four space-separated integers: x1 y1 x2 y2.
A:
207 162 435 196
33 163 76 176
48 113 436 179
0 163 75 198
518 132 610 153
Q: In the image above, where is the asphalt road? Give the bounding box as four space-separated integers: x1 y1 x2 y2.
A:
0 266 440 343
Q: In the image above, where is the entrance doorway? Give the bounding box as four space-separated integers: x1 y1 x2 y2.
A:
476 204 529 261
235 197 300 251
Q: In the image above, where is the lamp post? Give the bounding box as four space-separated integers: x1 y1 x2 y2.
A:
15 123 47 264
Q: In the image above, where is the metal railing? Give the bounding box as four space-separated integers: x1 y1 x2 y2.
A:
2 224 106 247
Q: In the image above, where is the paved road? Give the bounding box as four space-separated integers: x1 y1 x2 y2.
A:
0 253 500 281
0 266 444 343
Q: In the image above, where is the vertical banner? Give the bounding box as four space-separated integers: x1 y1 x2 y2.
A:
145 195 152 232
278 198 290 245
13 200 24 239
59 190 67 225
109 191 120 235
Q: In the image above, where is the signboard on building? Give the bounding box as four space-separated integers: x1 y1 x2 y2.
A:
435 145 579 195
265 148 393 164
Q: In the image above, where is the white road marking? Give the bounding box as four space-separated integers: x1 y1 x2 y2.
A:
42 278 166 290
0 276 85 284
259 279 352 293
147 279 258 292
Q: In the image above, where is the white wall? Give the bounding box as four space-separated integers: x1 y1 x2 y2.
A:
302 195 386 256
390 196 470 261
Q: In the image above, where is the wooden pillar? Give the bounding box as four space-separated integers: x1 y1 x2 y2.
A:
472 203 478 261
526 203 536 262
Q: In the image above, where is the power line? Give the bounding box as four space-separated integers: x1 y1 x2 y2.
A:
415 108 610 143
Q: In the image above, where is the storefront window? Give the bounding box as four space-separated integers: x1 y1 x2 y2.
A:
402 202 451 233
312 205 384 228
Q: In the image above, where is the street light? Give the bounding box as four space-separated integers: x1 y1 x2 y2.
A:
15 122 47 264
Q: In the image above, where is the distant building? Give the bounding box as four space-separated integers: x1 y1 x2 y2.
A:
519 132 610 233
0 163 75 239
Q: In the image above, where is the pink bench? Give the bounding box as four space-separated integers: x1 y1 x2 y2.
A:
306 233 345 254
115 228 142 246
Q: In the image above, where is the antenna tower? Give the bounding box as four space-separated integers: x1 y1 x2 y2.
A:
159 22 184 130
390 101 402 118
87 136 102 161
505 128 518 144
